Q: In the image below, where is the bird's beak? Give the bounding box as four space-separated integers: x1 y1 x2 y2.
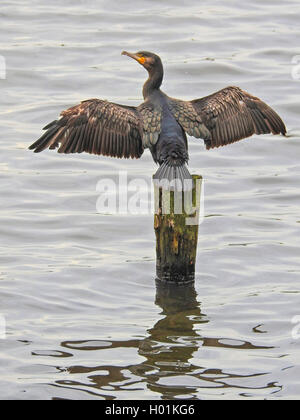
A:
122 51 144 64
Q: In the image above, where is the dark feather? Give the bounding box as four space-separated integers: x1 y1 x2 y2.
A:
29 99 145 159
167 86 286 150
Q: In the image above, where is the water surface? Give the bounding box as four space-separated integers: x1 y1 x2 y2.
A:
0 0 300 399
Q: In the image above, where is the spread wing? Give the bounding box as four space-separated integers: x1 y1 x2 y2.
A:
29 99 145 159
168 86 286 150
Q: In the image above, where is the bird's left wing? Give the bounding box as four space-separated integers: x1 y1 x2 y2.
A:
168 86 286 149
29 99 144 158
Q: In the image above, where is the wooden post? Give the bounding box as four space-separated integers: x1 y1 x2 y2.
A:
153 175 202 284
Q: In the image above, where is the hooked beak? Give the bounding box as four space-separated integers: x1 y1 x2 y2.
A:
122 51 143 64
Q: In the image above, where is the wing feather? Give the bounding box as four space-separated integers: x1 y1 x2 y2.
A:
29 99 144 159
168 86 286 150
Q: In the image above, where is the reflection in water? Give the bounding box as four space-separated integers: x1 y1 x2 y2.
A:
1 0 299 400
49 281 280 400
140 281 207 399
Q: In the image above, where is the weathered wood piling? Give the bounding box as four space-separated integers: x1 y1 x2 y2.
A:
153 175 202 284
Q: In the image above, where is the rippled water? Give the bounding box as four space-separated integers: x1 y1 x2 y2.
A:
0 0 300 400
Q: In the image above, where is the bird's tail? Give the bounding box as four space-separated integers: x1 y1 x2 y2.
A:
153 162 192 191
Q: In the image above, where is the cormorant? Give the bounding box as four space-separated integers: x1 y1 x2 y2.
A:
29 51 286 185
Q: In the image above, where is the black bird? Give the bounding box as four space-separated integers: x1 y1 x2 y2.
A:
29 51 286 186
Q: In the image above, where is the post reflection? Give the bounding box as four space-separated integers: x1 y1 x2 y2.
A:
141 281 207 371
137 280 208 398
57 281 207 399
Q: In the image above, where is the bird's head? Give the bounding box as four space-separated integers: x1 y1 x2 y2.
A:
122 50 162 74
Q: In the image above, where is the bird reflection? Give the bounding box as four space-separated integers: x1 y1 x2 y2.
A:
56 281 207 399
55 281 277 400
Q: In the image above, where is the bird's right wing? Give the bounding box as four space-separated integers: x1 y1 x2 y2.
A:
29 99 144 158
168 86 286 149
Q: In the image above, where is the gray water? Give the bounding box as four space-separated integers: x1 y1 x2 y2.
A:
0 0 300 400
